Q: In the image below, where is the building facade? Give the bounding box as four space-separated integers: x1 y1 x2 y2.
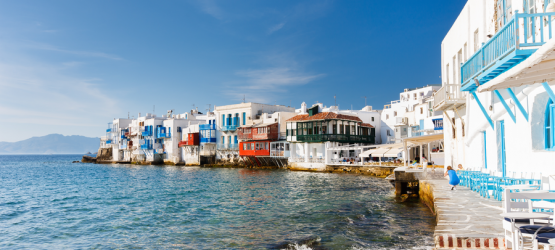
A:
441 0 555 174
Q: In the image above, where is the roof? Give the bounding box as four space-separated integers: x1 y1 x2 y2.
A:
286 112 362 122
254 122 277 128
360 123 374 128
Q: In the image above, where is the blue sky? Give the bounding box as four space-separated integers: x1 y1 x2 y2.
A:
0 0 466 142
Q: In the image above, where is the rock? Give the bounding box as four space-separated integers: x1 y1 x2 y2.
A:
72 161 80 163
82 155 97 163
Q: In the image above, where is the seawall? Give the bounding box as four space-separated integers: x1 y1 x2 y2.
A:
419 179 506 249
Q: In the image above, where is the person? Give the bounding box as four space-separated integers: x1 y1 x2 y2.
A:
444 166 460 190
457 164 464 171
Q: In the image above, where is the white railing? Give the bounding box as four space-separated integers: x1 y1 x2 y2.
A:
433 84 467 109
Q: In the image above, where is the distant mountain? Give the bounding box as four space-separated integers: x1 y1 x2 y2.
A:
0 134 100 154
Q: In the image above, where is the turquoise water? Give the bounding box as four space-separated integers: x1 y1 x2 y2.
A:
0 155 435 249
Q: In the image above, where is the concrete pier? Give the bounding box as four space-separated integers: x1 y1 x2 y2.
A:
419 180 505 249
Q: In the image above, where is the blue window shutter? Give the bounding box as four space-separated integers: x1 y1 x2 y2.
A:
243 112 246 125
222 115 225 126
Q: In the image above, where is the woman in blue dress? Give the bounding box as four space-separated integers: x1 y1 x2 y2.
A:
444 166 460 190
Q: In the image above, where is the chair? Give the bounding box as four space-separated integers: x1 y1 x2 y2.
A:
503 190 555 250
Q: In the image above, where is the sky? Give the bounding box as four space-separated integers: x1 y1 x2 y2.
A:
0 0 467 142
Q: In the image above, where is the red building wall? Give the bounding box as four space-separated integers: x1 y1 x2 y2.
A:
239 140 271 156
252 123 279 141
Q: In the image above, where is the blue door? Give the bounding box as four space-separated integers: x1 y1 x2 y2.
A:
419 120 424 136
497 121 507 177
234 135 238 144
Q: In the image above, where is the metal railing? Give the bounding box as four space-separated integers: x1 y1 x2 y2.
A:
221 125 238 132
217 144 239 150
461 11 555 87
199 124 216 130
296 134 374 143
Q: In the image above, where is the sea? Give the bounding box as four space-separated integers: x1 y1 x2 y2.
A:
0 155 435 250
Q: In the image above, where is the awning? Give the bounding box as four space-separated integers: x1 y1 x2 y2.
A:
402 133 444 145
383 147 404 157
478 38 555 92
369 147 391 157
359 149 377 158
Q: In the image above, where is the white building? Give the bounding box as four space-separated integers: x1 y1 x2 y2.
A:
440 0 555 175
286 102 379 170
213 102 295 162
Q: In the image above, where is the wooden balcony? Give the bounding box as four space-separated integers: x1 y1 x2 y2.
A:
461 11 555 92
432 84 467 111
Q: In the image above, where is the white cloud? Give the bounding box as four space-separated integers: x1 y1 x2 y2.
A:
227 67 324 103
267 22 286 34
30 43 124 61
191 0 224 20
0 44 121 141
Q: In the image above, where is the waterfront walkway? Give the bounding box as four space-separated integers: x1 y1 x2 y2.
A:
420 180 506 249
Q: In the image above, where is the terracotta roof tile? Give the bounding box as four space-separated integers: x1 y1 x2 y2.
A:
286 112 362 122
360 123 374 128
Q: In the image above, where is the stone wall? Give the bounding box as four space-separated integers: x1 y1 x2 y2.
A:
418 179 436 216
96 148 112 161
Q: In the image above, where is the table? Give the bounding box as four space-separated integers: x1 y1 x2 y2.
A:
501 212 551 250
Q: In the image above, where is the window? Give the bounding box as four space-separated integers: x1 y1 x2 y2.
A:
457 50 462 84
386 114 389 119
474 29 479 53
420 107 423 114
243 143 247 150
463 43 467 62
452 56 456 86
546 99 555 149
414 93 417 100
387 130 391 136
446 64 450 84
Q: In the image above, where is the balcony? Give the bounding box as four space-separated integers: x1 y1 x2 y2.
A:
119 145 127 150
296 134 374 144
217 144 239 150
221 125 238 132
432 84 467 111
461 11 555 92
200 137 217 143
120 134 127 139
140 144 152 150
106 128 112 132
106 140 112 144
199 124 216 130
142 131 152 137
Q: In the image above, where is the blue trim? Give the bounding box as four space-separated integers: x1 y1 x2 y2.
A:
506 88 529 121
499 120 507 177
483 131 488 169
542 82 555 101
546 99 555 150
472 92 494 129
494 90 516 123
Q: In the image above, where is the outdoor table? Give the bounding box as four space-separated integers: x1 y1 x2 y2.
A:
501 212 551 250
501 184 542 190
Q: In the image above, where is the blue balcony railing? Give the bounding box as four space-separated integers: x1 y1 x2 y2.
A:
217 144 238 150
200 137 217 143
200 124 216 130
221 125 238 132
140 144 152 150
106 128 112 132
142 131 152 137
461 11 555 92
106 140 112 144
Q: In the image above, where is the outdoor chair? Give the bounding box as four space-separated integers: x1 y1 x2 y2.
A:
503 190 555 250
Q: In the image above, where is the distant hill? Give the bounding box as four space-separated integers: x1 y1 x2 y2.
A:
0 134 100 154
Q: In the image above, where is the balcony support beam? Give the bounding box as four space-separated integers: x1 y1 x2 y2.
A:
494 90 516 123
442 111 456 131
506 88 529 122
542 82 555 102
472 92 494 129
